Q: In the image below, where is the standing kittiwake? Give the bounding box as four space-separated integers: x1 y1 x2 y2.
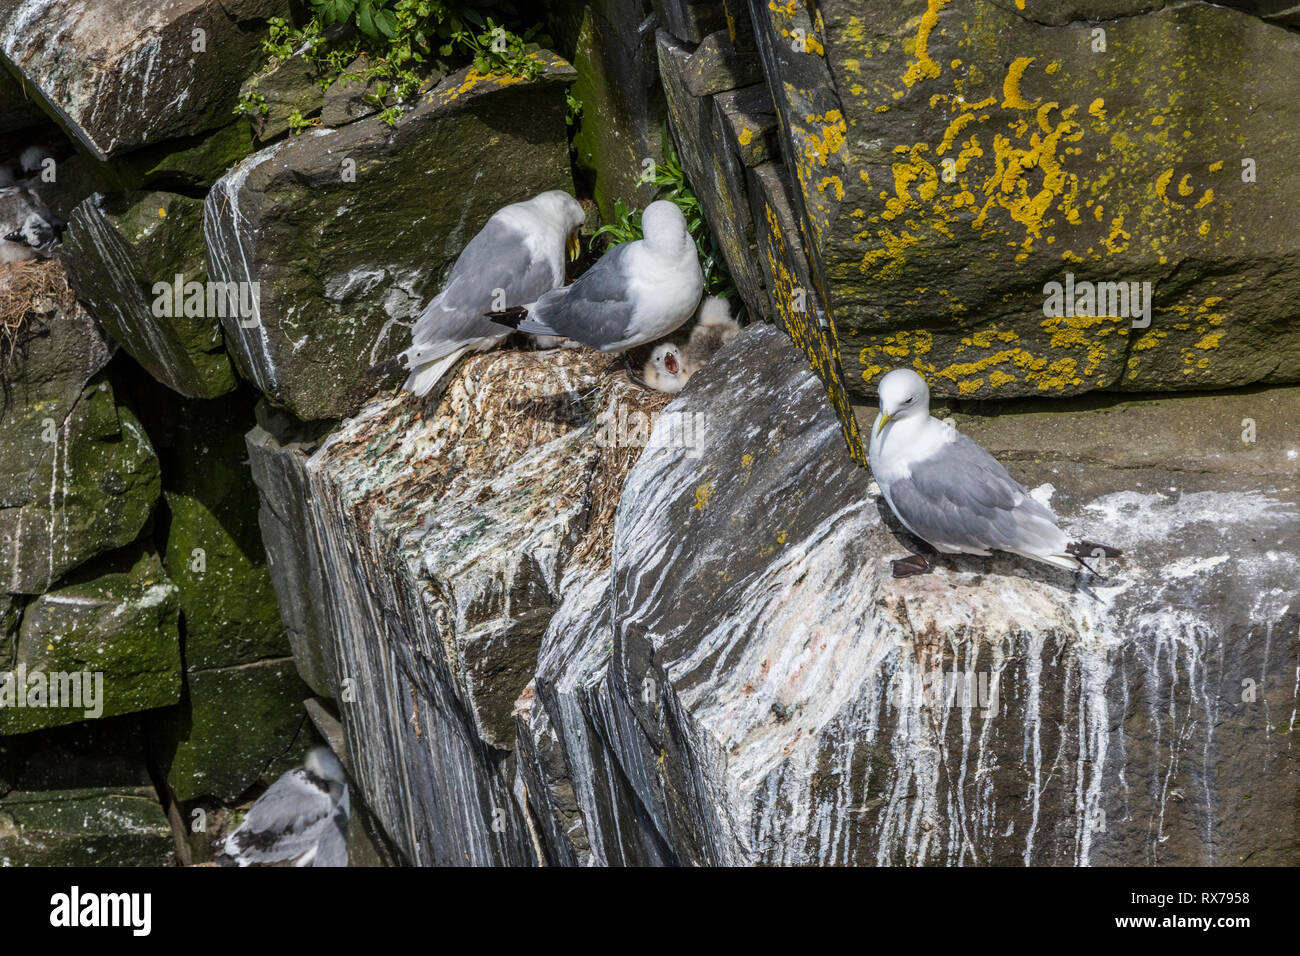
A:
869 368 1120 578
486 199 703 353
221 746 350 867
368 190 585 396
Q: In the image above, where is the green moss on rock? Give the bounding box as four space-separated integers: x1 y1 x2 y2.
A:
155 657 309 802
0 374 162 595
0 787 174 866
1 544 181 735
63 190 237 399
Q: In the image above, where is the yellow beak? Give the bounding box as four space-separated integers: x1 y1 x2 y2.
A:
874 410 891 437
567 232 581 261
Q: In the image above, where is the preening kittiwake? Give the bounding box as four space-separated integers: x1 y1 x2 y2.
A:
222 746 350 867
368 189 584 396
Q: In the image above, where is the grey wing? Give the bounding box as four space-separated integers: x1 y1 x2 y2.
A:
526 242 638 349
411 215 560 349
310 789 350 867
223 769 339 865
888 431 1062 554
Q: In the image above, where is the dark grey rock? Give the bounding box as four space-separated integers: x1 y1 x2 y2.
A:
63 191 237 398
683 30 763 97
0 0 292 160
657 30 767 322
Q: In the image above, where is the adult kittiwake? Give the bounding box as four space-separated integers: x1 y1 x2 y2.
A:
487 200 703 353
869 368 1120 578
222 746 350 867
368 190 584 396
0 185 64 264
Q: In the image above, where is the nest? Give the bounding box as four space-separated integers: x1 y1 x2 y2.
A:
569 376 673 568
0 258 76 381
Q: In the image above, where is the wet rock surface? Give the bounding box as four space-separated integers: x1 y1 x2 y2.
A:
0 0 290 159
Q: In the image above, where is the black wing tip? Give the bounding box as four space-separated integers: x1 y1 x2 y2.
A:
485 306 528 330
367 356 407 378
1067 540 1122 559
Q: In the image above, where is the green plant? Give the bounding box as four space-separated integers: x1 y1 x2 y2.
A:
450 16 546 79
564 89 583 127
593 130 741 310
236 3 550 130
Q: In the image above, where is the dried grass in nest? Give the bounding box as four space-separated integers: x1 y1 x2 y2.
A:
0 258 76 381
570 378 673 568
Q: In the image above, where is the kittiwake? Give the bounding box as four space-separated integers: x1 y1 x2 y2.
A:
641 341 686 392
221 746 350 867
869 368 1120 578
0 185 64 264
487 199 703 353
368 189 585 396
636 296 740 393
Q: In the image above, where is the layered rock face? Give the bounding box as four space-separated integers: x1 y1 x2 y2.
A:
249 348 673 864
0 0 290 159
254 324 1298 865
2 0 1295 868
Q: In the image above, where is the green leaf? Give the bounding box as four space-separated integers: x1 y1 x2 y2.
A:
373 7 398 38
356 1 377 38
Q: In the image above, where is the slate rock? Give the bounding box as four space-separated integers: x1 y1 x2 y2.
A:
63 190 237 398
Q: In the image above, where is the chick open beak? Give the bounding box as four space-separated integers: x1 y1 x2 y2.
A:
567 231 581 261
874 410 892 437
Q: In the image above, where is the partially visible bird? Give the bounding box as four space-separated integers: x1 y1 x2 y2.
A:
869 368 1121 578
221 746 350 867
0 185 64 264
680 295 740 373
487 200 703 354
641 341 687 392
637 296 741 393
368 190 585 396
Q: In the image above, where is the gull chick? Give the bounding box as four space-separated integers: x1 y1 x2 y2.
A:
642 341 687 392
638 297 740 392
487 200 703 353
368 190 584 396
680 295 740 374
222 746 350 867
869 368 1120 578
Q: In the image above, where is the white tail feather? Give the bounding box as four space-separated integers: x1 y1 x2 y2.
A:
403 346 468 396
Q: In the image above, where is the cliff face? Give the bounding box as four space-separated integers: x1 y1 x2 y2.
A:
2 0 1298 866
252 324 1299 865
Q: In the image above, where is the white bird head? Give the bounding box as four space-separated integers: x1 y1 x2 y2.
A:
641 200 690 253
645 342 687 392
304 746 346 785
530 190 585 260
874 368 930 436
